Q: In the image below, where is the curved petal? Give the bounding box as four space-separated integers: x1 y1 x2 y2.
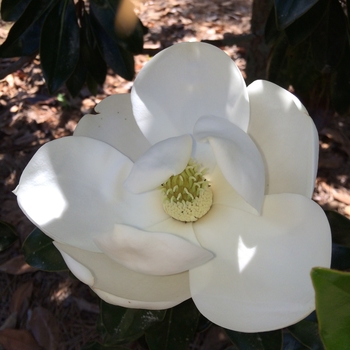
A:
15 136 168 252
190 194 331 332
131 42 249 144
124 135 192 193
194 116 265 213
54 242 191 309
74 94 151 161
247 80 318 198
209 165 257 215
94 224 213 275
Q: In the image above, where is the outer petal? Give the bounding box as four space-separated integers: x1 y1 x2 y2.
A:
247 80 318 198
124 135 192 193
15 136 168 252
54 242 191 309
74 94 151 161
190 194 331 332
194 116 265 213
94 224 213 275
131 42 249 144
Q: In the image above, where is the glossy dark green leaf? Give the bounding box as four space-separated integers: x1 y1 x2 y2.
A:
1 0 32 21
101 301 166 344
331 243 350 271
145 299 200 350
0 221 18 251
286 39 321 98
22 227 68 271
0 0 55 57
330 45 350 114
283 332 309 350
325 210 350 248
81 342 128 350
86 73 99 96
225 329 283 350
82 14 107 85
265 7 280 47
266 33 289 86
89 0 121 39
274 0 319 29
90 11 134 80
310 0 348 73
288 320 324 349
66 54 88 97
40 0 80 93
284 0 327 46
90 0 143 54
311 268 350 350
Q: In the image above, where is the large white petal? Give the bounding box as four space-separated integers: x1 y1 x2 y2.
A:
74 94 151 161
94 224 213 275
15 136 168 252
54 242 191 309
131 42 249 144
190 194 331 332
124 134 192 193
194 116 265 213
247 80 318 198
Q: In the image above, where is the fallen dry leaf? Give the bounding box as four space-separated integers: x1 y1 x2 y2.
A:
10 280 34 314
0 329 41 350
26 307 60 350
0 255 37 275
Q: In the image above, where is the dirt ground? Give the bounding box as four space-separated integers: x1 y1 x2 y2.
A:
0 0 349 349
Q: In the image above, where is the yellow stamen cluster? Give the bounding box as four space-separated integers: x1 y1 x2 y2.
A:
161 159 213 222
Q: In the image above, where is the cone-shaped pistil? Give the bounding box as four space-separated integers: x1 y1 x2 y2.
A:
161 159 213 222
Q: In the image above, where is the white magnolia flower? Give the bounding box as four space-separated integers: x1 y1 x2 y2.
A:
15 42 331 332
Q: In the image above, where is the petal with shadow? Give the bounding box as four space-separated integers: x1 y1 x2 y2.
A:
94 224 214 275
190 194 331 332
54 242 191 309
15 136 168 252
131 42 249 144
74 94 151 161
194 115 265 214
247 80 318 198
124 134 192 193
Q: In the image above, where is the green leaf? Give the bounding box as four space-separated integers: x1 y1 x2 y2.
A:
86 73 99 96
284 0 328 46
40 0 80 93
310 0 348 73
65 54 88 97
283 332 310 350
82 13 107 85
1 0 32 21
311 268 350 350
81 342 129 350
288 320 324 349
265 7 280 47
331 244 350 271
266 33 289 86
89 0 143 54
225 329 283 350
0 221 18 251
0 0 55 58
100 301 166 344
274 0 319 29
145 299 200 350
325 211 350 248
90 10 134 80
22 227 68 271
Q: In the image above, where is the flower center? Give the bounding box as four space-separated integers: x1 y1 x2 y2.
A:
161 159 213 222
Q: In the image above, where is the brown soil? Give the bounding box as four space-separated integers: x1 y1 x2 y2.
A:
0 0 349 349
